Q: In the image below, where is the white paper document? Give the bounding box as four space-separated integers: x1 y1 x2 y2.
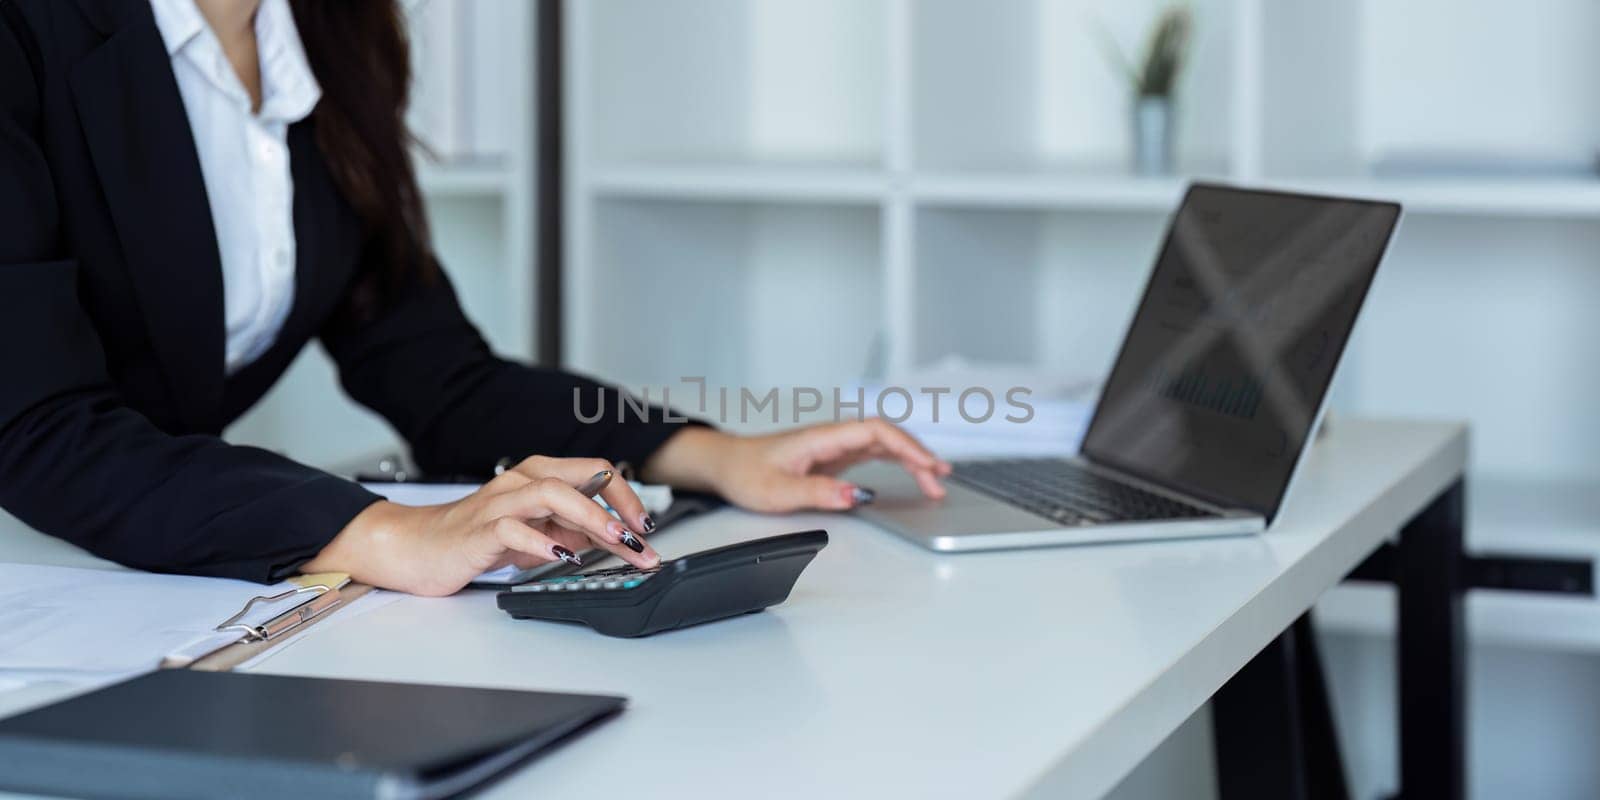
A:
359 481 478 507
0 563 293 682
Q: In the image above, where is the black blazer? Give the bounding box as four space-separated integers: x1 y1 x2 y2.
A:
0 0 689 582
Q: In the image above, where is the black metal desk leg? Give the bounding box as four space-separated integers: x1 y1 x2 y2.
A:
1213 626 1310 799
1212 614 1349 800
1396 479 1466 800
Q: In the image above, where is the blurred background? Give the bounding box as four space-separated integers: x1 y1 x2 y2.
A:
225 1 1600 797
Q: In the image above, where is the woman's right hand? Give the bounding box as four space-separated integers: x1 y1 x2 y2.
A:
305 456 661 596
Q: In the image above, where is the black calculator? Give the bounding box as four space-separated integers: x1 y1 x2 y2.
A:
496 530 828 638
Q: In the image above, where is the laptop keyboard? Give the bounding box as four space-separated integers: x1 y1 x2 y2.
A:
950 458 1216 526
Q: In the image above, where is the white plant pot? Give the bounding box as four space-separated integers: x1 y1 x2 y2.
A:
1133 96 1175 176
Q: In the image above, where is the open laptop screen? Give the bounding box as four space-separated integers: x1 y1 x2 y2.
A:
1081 184 1400 520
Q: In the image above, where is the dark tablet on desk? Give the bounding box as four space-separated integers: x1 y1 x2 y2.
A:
0 669 623 800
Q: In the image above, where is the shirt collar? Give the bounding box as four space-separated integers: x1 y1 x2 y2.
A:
146 0 321 123
148 0 205 56
255 0 321 122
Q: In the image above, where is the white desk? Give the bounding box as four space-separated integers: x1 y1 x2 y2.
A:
0 418 1467 799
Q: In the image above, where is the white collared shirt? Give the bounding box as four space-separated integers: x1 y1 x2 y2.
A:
149 0 321 374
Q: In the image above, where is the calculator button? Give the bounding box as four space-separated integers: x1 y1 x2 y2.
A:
583 580 604 590
602 579 623 589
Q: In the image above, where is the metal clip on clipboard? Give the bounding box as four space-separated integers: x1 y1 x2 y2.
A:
214 585 346 643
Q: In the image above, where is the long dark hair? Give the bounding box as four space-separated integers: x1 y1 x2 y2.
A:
287 0 434 301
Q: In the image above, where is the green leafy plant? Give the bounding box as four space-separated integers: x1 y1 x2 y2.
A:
1096 4 1193 99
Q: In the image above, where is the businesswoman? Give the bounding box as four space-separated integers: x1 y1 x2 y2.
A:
0 0 948 595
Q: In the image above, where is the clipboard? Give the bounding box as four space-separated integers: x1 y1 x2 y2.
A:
160 573 374 673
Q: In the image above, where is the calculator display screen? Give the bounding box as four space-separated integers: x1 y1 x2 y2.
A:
1081 185 1399 519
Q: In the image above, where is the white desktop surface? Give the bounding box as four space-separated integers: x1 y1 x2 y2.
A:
0 418 1466 799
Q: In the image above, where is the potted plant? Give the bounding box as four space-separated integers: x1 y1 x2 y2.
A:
1098 5 1193 175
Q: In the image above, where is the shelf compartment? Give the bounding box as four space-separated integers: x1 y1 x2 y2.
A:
911 0 1236 175
1357 0 1600 172
580 0 887 168
1338 214 1600 483
573 198 884 392
911 206 1168 379
1259 0 1600 179
426 196 528 359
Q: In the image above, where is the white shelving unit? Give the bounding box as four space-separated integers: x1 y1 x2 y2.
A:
566 0 1600 469
226 4 538 470
569 0 1600 395
566 0 1600 643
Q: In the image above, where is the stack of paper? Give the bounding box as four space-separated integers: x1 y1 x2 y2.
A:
896 398 1094 459
862 356 1100 459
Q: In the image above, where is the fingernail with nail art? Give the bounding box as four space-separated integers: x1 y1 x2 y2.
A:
851 486 876 506
609 521 645 554
641 514 657 534
552 545 583 566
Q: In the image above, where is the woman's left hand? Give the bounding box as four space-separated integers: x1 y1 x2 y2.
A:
640 420 952 513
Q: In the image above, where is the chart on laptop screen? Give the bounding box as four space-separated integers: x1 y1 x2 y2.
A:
1083 185 1400 517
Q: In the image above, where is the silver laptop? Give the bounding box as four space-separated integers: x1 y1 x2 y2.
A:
851 183 1401 552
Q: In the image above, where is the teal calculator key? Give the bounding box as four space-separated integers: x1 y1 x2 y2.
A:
623 578 643 589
